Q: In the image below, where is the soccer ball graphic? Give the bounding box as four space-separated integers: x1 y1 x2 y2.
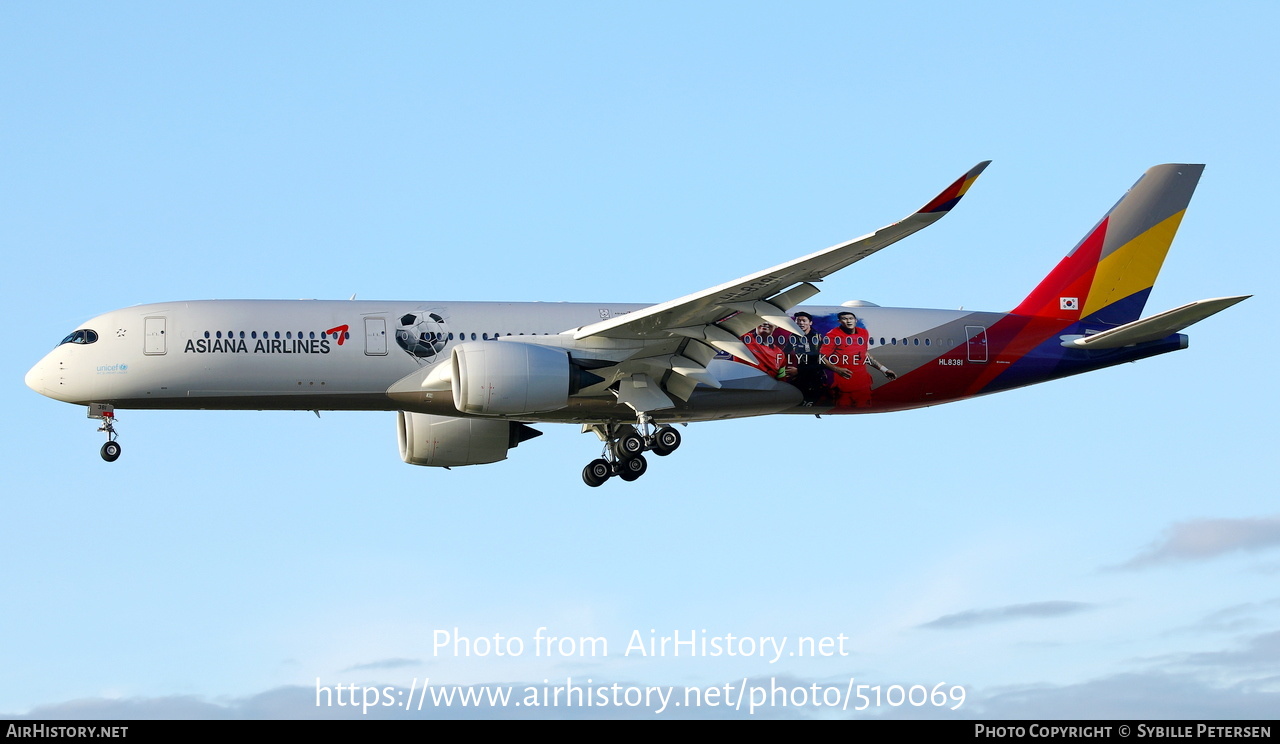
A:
395 310 449 362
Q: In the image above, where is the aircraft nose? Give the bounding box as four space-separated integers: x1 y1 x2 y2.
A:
25 353 63 399
25 360 45 395
26 350 96 404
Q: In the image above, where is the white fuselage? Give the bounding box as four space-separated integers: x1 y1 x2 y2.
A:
26 299 982 423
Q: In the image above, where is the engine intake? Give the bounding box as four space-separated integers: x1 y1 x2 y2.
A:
397 412 541 467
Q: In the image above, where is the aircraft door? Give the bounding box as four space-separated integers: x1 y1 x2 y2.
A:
965 326 988 363
144 317 166 355
365 317 388 355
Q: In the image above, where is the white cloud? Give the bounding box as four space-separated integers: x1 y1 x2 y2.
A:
969 672 1280 719
340 658 423 672
16 667 1280 720
918 601 1094 630
1118 516 1280 569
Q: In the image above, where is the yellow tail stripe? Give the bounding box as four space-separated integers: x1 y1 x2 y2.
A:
1081 210 1187 317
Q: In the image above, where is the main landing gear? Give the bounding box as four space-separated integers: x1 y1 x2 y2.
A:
91 405 122 462
580 418 683 487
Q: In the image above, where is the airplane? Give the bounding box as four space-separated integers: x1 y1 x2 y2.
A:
25 162 1248 487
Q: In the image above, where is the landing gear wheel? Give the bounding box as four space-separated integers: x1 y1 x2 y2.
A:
100 441 122 462
618 454 648 482
651 426 681 456
614 432 645 459
580 420 674 486
583 458 611 487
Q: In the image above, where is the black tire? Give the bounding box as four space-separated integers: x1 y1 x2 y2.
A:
583 458 610 487
101 441 121 462
652 426 681 456
613 432 645 459
618 454 647 482
621 432 645 454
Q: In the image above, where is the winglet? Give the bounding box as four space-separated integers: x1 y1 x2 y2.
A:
918 161 992 214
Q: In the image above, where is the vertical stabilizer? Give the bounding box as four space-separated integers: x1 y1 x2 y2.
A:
1012 164 1204 326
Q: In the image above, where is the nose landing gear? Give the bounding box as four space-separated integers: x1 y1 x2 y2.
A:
90 404 121 462
580 418 682 487
101 439 121 462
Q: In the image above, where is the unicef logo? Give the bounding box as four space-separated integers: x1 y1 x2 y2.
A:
119 364 128 372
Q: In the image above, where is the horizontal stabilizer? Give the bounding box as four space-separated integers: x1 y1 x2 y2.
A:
1064 295 1250 349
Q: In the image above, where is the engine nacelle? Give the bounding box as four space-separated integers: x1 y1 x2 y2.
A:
397 412 541 468
451 341 572 415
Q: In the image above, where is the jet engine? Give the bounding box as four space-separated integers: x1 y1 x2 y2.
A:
397 412 541 467
452 341 598 416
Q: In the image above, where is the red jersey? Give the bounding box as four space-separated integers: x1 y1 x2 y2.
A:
820 325 872 408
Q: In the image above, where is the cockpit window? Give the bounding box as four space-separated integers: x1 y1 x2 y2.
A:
58 329 99 346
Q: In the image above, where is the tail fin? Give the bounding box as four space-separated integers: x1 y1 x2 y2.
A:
1012 164 1204 326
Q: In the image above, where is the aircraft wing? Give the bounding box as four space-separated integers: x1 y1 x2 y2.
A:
567 161 991 410
573 160 991 345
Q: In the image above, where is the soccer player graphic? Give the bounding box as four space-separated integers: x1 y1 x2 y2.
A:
783 311 829 405
741 321 798 382
819 311 896 409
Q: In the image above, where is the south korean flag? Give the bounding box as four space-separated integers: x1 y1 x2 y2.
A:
1060 297 1079 311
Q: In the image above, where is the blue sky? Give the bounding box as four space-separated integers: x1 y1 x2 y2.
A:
2 2 1277 719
